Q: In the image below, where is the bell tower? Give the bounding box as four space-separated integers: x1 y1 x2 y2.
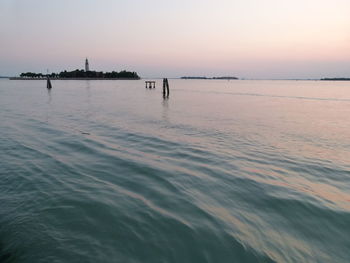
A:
85 58 90 72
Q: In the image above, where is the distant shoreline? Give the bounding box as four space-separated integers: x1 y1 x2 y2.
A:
181 76 239 80
6 77 350 81
9 77 140 81
320 78 350 81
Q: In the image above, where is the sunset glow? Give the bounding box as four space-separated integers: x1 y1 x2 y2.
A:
1 0 349 78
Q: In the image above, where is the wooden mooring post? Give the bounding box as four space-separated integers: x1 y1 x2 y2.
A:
47 77 52 90
145 81 156 89
162 78 169 97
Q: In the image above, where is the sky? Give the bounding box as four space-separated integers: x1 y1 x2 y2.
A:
0 0 349 78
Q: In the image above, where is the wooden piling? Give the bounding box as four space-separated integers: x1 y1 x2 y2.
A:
162 78 169 97
145 81 156 89
47 77 52 89
166 78 169 95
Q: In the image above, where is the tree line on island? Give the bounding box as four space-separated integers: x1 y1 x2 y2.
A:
20 69 140 79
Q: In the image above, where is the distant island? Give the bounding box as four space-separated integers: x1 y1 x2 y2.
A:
15 69 140 80
181 76 238 80
321 78 350 81
11 58 140 80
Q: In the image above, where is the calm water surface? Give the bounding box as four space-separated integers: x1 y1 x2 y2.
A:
1 79 350 262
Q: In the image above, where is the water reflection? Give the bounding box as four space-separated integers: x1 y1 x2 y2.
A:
47 88 52 105
85 80 91 91
162 96 169 122
45 88 52 122
85 80 91 103
85 80 92 119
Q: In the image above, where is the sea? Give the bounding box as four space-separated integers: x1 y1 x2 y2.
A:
0 79 349 263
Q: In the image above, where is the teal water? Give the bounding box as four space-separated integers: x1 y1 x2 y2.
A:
0 79 349 262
